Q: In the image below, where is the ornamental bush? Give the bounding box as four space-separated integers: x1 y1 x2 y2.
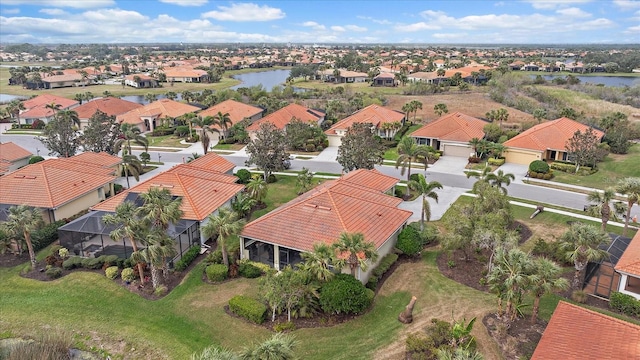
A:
320 274 372 315
235 169 252 184
610 292 640 317
29 155 45 164
174 245 200 271
45 267 63 279
366 253 399 290
487 157 505 166
105 266 119 280
529 160 550 174
267 174 278 183
228 295 267 324
31 220 65 252
238 262 262 278
203 250 223 265
121 268 135 282
206 264 228 282
62 256 83 270
396 226 422 256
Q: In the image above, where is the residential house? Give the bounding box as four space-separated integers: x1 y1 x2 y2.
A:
123 74 158 88
409 112 487 157
19 94 79 125
240 169 412 283
246 103 325 140
0 155 119 223
583 234 632 299
74 97 143 130
373 73 396 87
531 301 640 359
117 99 200 133
321 69 368 83
163 67 209 83
326 104 405 147
614 230 640 300
58 153 243 260
502 117 605 165
0 142 32 175
198 99 264 140
39 73 92 89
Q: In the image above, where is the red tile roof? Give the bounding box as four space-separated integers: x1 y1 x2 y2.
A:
0 142 32 163
532 301 640 360
326 104 405 135
117 99 200 126
184 152 236 174
241 177 410 253
22 94 77 110
198 99 264 129
410 112 487 142
0 158 115 209
503 117 605 151
63 152 122 169
247 103 324 131
74 98 143 119
615 231 640 276
341 169 399 193
92 164 243 221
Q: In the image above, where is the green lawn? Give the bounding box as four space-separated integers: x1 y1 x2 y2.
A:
212 143 246 151
145 135 190 149
552 144 640 189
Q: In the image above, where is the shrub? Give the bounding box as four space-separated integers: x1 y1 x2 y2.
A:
62 256 83 270
45 267 62 279
99 255 119 267
238 262 262 278
267 174 278 183
203 250 223 265
528 171 538 178
28 155 45 164
571 290 588 303
82 257 103 270
320 274 372 315
610 292 640 317
468 156 481 163
121 268 135 282
529 160 550 174
154 285 168 296
536 172 544 179
487 157 505 166
235 169 252 184
396 226 422 256
274 321 296 333
228 295 267 324
305 143 316 152
394 188 404 198
31 220 65 252
366 253 399 290
543 173 553 180
206 264 228 282
105 266 119 280
174 125 190 137
409 173 420 182
550 162 578 173
174 245 200 271
32 119 45 129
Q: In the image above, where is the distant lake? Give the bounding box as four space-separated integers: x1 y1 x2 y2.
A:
531 75 639 87
231 69 291 90
0 94 26 104
120 94 182 105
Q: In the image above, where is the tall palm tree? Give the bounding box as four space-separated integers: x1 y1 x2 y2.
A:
616 177 640 236
115 123 149 155
120 150 143 188
487 248 532 322
559 222 610 289
409 100 423 122
434 103 448 117
190 115 215 154
395 136 432 197
246 177 268 205
239 333 297 360
332 232 379 279
587 188 616 232
56 109 80 128
131 230 172 289
45 102 62 115
212 112 233 141
103 201 146 283
527 257 568 324
202 207 246 267
1 205 43 269
6 100 25 124
486 170 515 195
409 174 443 231
299 243 336 282
468 137 482 157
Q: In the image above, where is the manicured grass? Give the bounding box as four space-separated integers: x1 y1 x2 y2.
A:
145 135 190 148
213 143 246 151
551 144 640 190
291 79 405 95
383 148 398 161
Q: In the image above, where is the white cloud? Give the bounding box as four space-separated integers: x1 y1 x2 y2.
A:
613 0 640 9
1 8 20 14
331 25 345 32
356 15 391 25
302 21 325 30
623 25 640 33
344 25 367 32
39 8 68 16
159 0 208 6
2 0 115 8
202 3 285 21
556 7 591 17
494 1 505 6
524 0 592 9
395 22 441 32
432 32 468 39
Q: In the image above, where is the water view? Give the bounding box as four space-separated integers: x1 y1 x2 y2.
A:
533 75 639 87
231 69 291 90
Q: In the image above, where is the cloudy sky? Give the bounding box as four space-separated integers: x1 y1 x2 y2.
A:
1 0 639 44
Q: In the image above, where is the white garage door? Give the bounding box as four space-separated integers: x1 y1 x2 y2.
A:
442 143 473 157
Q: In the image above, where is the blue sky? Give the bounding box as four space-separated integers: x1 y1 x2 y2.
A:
1 0 639 44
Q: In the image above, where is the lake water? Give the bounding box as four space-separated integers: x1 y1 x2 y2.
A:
231 69 291 90
532 75 639 87
0 94 26 104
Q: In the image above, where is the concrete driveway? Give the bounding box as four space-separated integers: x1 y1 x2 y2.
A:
315 146 338 162
428 156 468 175
498 163 530 182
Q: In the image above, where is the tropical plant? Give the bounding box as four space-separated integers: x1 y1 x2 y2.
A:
102 201 146 283
239 333 298 360
202 207 246 267
120 150 143 188
586 188 616 231
115 123 149 155
332 232 379 278
434 103 448 117
527 257 569 324
395 136 433 197
409 174 443 231
616 177 640 237
486 170 515 195
295 167 314 195
212 111 233 140
246 177 268 204
299 243 336 282
558 222 610 289
487 248 532 322
1 205 43 269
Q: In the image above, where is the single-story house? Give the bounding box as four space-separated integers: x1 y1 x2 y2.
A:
163 67 209 83
372 73 396 86
614 230 640 300
124 74 158 88
320 69 368 83
19 94 79 125
117 99 200 133
39 73 92 89
409 112 487 157
59 153 243 261
326 104 405 147
502 117 605 165
198 99 264 140
247 103 325 140
240 169 412 283
74 97 143 130
0 142 32 176
531 301 640 359
0 155 118 223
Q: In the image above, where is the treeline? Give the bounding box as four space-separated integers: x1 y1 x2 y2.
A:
582 51 640 73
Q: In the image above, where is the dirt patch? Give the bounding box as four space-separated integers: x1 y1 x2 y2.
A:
437 249 490 292
0 252 30 268
483 313 546 360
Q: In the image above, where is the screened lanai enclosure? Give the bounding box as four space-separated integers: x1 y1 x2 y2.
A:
58 210 200 264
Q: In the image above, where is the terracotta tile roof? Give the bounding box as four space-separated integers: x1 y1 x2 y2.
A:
532 301 640 360
341 169 399 193
163 67 208 78
92 164 243 221
326 104 405 135
0 159 115 209
247 103 324 131
63 152 122 169
22 94 77 110
184 152 236 174
41 73 82 83
74 98 142 119
198 100 264 129
503 117 605 152
410 112 487 142
117 99 200 126
615 230 640 276
0 142 32 162
241 178 410 253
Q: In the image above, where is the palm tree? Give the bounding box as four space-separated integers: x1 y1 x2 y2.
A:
115 123 149 155
468 137 482 157
103 201 146 283
616 177 640 236
131 230 172 289
401 102 414 123
144 93 157 103
527 257 569 324
45 102 62 115
487 248 532 322
246 177 268 204
488 142 506 159
120 151 143 188
332 232 379 279
486 170 515 195
1 205 43 269
6 100 25 124
202 207 246 267
239 333 297 360
299 243 336 282
587 188 616 232
409 100 423 122
409 174 443 231
559 222 610 289
434 103 448 117
190 115 215 154
395 136 432 197
212 112 233 141
56 109 80 129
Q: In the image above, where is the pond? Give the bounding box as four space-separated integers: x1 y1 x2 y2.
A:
0 94 26 104
530 75 640 87
231 69 291 90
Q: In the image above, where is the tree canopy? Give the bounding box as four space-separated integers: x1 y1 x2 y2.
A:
336 122 385 172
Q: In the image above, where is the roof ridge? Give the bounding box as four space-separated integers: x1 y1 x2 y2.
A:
245 186 329 226
326 190 348 232
557 301 640 330
173 172 199 219
40 163 57 208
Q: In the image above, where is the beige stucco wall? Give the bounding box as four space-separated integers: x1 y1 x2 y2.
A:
327 135 342 147
353 225 404 284
504 148 542 165
53 188 106 221
442 142 473 157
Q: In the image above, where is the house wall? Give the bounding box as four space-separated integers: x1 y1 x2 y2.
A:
7 158 30 172
354 225 404 284
53 188 107 221
504 148 542 165
617 273 640 300
327 134 342 147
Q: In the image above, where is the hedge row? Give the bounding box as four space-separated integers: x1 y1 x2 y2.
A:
62 255 119 270
487 157 505 166
32 220 66 252
550 162 594 175
366 253 399 290
610 292 640 317
174 245 200 271
229 295 267 324
206 264 228 282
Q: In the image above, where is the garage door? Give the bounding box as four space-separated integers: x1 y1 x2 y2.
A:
327 135 342 147
504 149 540 165
442 143 473 157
